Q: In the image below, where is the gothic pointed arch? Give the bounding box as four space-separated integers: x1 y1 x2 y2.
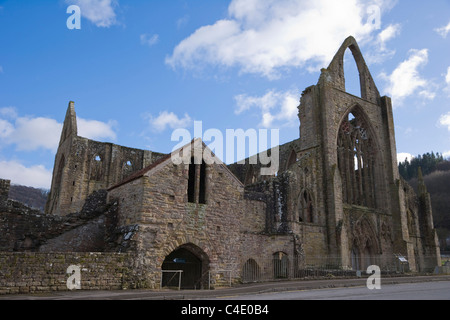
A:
326 36 380 103
285 148 297 170
161 243 210 289
337 105 380 208
351 216 380 260
298 188 315 223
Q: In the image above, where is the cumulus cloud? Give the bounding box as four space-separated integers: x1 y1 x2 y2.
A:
435 21 450 38
9 117 63 152
397 152 413 164
166 0 395 79
148 111 192 132
77 117 117 141
366 23 401 63
378 23 401 47
0 108 117 152
380 49 435 106
0 160 52 189
66 0 119 27
235 89 299 128
439 112 450 131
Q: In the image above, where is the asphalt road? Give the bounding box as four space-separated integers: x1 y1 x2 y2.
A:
212 280 450 300
1 275 450 300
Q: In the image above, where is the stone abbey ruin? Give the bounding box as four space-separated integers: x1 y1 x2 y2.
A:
0 37 441 293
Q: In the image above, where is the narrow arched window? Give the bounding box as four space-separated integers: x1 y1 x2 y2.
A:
299 190 314 223
337 109 376 208
286 149 297 170
122 160 133 180
90 154 104 181
187 157 196 203
187 157 207 204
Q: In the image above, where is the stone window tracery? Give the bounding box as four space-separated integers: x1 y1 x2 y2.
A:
337 110 376 208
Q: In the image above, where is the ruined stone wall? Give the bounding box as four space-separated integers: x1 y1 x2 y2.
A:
0 252 132 295
108 156 278 288
0 206 62 252
47 134 165 216
0 179 10 205
46 102 166 216
227 139 300 186
0 190 120 253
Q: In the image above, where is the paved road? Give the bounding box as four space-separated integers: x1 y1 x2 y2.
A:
1 275 450 300
212 280 450 300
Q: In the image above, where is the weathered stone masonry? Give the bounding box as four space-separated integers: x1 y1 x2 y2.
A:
0 37 442 293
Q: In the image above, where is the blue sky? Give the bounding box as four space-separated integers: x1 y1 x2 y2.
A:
0 0 449 189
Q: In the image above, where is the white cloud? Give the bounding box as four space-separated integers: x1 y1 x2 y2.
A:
439 112 450 131
166 0 395 79
0 110 117 152
435 21 450 38
0 119 14 138
77 117 117 141
397 152 413 164
446 67 450 85
370 23 401 63
445 66 450 94
378 23 401 46
235 89 299 128
66 0 119 28
0 160 52 189
443 150 450 159
140 34 159 47
8 117 63 152
149 111 192 132
380 49 435 106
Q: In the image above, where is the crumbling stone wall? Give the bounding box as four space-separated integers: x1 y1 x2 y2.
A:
45 102 166 216
0 252 132 295
0 189 122 253
0 180 10 205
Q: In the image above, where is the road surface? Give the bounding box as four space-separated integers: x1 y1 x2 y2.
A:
212 280 450 300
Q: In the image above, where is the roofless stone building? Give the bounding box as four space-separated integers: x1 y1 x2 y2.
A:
0 37 440 291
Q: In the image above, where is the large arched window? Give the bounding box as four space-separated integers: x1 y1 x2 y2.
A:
337 109 376 208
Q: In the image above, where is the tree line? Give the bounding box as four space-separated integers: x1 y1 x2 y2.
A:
398 151 449 181
399 151 450 251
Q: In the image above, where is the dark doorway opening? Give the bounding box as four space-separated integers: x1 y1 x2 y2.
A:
161 244 208 289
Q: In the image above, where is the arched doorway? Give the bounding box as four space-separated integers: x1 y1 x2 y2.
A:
242 259 261 283
273 252 289 279
351 245 360 271
161 243 209 290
